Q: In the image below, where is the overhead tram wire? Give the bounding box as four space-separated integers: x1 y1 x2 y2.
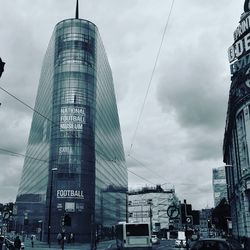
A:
1 145 192 188
128 154 171 185
0 83 189 188
128 0 175 156
0 85 158 185
0 82 129 170
0 86 55 126
0 146 194 188
0 148 48 163
0 82 185 187
0 146 156 186
0 3 176 187
128 154 194 187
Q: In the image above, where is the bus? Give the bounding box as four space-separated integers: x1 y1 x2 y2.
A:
115 222 152 249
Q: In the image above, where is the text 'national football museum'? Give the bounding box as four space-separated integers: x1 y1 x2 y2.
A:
15 2 127 243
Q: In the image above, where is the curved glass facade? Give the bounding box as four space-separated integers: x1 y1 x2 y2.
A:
16 18 127 243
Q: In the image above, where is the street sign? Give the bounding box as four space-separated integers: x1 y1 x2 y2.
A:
3 212 9 220
167 205 179 219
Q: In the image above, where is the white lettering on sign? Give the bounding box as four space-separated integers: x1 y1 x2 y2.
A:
61 107 85 115
214 179 226 184
129 200 148 206
57 190 85 199
59 147 73 155
60 123 83 130
228 33 250 62
60 106 86 132
230 52 250 74
234 15 250 41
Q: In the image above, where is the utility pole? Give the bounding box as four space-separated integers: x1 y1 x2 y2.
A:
147 199 153 233
47 168 57 247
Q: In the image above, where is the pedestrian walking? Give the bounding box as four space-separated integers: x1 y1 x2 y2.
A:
57 233 62 245
242 236 249 250
0 236 4 250
14 236 21 250
30 235 34 248
70 233 74 243
61 232 66 250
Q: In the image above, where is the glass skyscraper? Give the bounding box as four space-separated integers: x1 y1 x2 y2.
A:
16 14 127 243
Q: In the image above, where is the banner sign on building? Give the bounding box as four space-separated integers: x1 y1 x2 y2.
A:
129 211 150 218
58 146 73 155
65 202 75 212
128 200 148 206
60 106 86 131
57 189 85 199
228 12 250 76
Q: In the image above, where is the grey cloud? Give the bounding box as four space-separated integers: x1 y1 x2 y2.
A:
0 0 245 209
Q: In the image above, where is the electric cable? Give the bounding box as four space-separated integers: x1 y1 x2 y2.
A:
128 154 171 184
0 86 55 126
0 146 156 186
128 0 175 155
0 85 156 185
0 148 48 163
0 84 193 188
0 0 176 189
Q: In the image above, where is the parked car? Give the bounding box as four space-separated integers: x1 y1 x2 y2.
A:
151 234 160 244
190 238 243 250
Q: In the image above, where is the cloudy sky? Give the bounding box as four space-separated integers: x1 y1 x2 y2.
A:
0 0 245 209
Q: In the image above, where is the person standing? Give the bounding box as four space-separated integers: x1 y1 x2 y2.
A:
70 233 74 244
30 235 34 248
57 233 62 245
61 231 65 250
0 236 4 250
14 236 21 250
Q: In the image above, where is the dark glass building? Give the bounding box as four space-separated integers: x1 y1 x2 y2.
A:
16 13 127 243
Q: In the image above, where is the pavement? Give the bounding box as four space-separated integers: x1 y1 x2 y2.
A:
16 239 115 250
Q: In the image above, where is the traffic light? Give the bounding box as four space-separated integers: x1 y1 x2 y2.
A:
64 213 71 226
181 201 193 225
0 58 5 78
24 218 29 225
61 216 65 226
207 219 212 229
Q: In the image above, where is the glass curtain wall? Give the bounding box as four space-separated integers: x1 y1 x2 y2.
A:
16 18 127 243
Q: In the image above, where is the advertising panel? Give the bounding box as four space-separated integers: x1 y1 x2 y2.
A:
65 202 75 212
60 106 86 131
57 189 85 199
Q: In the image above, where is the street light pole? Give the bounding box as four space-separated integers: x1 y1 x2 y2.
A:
38 220 43 241
147 199 153 233
47 167 57 247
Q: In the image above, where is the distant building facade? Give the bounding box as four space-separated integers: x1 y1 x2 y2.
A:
15 12 127 243
128 185 179 232
223 5 250 241
212 167 227 207
199 208 212 238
